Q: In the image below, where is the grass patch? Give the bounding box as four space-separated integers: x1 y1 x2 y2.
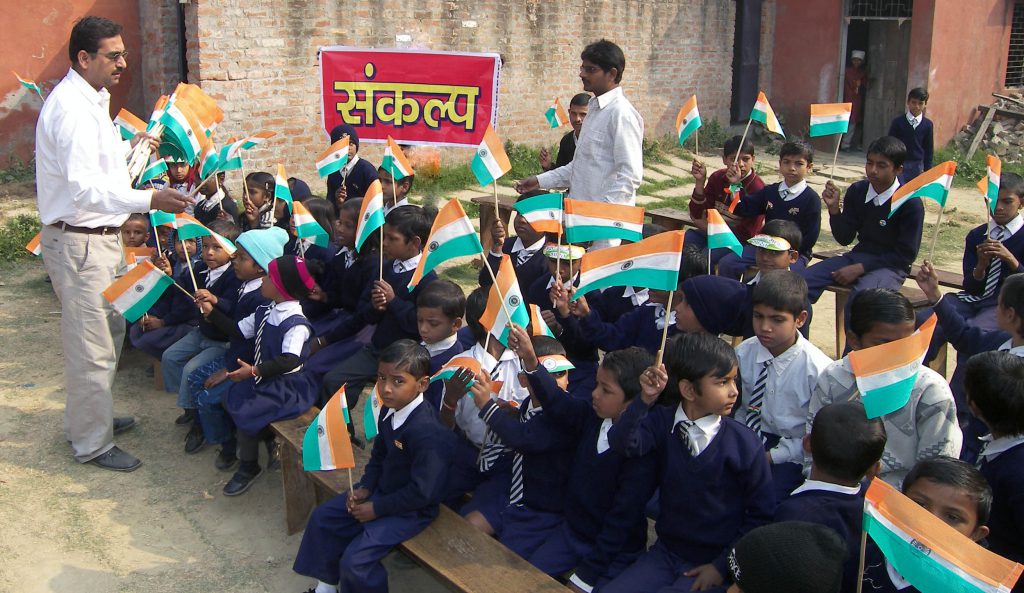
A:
439 262 479 290
637 177 684 196
644 196 690 212
415 163 478 199
0 158 35 184
0 214 41 262
935 145 1024 188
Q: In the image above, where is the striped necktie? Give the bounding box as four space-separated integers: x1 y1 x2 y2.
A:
674 419 694 456
507 407 541 506
477 368 509 472
959 226 1006 303
252 305 271 385
743 360 772 442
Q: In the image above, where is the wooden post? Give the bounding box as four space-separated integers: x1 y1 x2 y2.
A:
695 127 700 158
966 105 995 161
654 290 674 368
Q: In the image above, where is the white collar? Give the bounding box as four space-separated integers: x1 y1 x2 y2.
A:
746 271 762 286
267 300 304 324
997 338 1024 357
906 111 920 124
672 405 722 435
198 188 226 210
866 178 901 206
393 252 422 273
422 333 458 357
469 341 518 370
384 197 409 215
623 285 650 306
886 560 913 590
340 153 361 177
547 273 578 289
779 180 807 200
791 479 862 497
67 68 109 108
594 86 623 109
989 214 1024 238
596 417 613 454
979 433 1024 461
752 333 805 374
383 393 424 430
240 278 262 295
205 261 232 284
512 236 546 254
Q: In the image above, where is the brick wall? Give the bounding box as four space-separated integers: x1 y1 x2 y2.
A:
181 0 739 189
138 0 185 110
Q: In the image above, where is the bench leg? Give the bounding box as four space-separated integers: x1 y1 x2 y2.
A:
927 342 948 378
152 359 165 391
279 440 318 535
835 292 849 358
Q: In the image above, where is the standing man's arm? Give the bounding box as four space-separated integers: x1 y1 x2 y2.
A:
605 107 644 204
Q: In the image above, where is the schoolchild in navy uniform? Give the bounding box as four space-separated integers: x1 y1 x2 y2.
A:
162 220 242 430
188 227 288 464
215 255 319 496
717 141 820 279
602 333 774 593
415 280 466 409
673 274 750 338
319 205 438 438
887 87 933 184
742 220 811 339
735 271 833 500
326 124 379 205
286 197 338 265
240 172 279 232
479 190 552 292
130 235 200 360
517 342 659 592
915 266 1024 462
292 340 455 593
965 351 1024 570
861 457 992 593
378 163 414 215
774 401 886 593
803 136 923 334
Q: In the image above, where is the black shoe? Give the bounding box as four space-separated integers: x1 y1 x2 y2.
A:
223 467 263 496
113 416 136 435
88 446 142 472
265 439 280 471
215 448 238 472
184 424 206 454
175 409 196 426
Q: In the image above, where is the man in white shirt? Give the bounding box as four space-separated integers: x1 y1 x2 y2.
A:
36 16 191 471
515 39 644 247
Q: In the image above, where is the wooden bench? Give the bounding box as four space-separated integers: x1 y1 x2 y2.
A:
646 207 696 231
269 409 567 593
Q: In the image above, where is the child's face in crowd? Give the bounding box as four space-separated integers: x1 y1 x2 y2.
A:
167 162 190 184
335 208 358 250
724 152 756 178
904 478 989 541
754 246 797 272
851 57 864 69
865 152 902 193
592 365 630 421
121 220 149 247
682 367 739 418
232 247 264 282
673 293 705 333
752 303 806 356
274 197 287 220
546 257 577 285
246 181 271 208
991 189 1022 226
202 239 233 269
376 362 428 410
778 154 810 187
417 306 460 345
158 226 174 248
173 237 197 260
568 103 588 135
848 319 915 351
382 225 421 261
995 293 1022 337
513 213 542 245
907 97 927 118
378 170 409 205
260 274 283 301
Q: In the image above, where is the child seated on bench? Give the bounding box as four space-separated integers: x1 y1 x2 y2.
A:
292 340 455 593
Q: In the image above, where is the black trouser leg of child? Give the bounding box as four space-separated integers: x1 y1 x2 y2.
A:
225 427 272 496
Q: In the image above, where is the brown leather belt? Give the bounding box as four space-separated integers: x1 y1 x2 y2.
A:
51 222 121 235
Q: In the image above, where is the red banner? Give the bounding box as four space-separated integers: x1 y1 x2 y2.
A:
319 47 501 148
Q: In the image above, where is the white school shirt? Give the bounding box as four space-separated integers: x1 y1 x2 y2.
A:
978 434 1024 462
906 111 920 128
450 343 529 447
988 213 1024 239
790 479 862 497
536 86 644 205
672 406 722 457
384 197 410 215
392 253 422 273
205 261 232 286
383 394 424 430
778 180 807 201
238 301 311 357
998 338 1024 356
423 333 458 357
35 68 153 227
865 178 900 207
735 334 834 465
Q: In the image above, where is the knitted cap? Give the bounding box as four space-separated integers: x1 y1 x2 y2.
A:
729 521 847 593
289 177 312 201
267 255 315 301
236 227 289 271
681 275 747 336
330 124 359 147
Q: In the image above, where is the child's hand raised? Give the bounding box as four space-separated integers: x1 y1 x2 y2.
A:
639 364 668 406
540 309 563 337
469 371 494 410
915 260 942 305
690 159 707 185
538 147 552 170
490 219 507 250
442 367 476 408
242 195 258 225
194 289 217 305
570 293 590 318
549 281 571 317
153 255 172 276
821 180 841 213
507 324 539 371
724 161 742 184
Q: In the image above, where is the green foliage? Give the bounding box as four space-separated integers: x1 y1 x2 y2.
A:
0 214 42 262
695 118 728 155
504 141 544 183
439 262 479 291
0 158 35 184
415 163 478 199
935 145 1024 188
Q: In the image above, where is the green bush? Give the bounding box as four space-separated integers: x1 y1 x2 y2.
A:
0 214 42 262
935 145 1024 188
0 158 35 184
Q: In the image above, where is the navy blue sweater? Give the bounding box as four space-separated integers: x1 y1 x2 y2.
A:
152 264 201 327
359 401 455 518
961 223 1024 302
609 399 775 575
526 274 598 366
733 182 821 259
478 236 549 293
326 157 379 201
196 263 243 342
888 115 933 169
591 285 638 322
223 287 271 372
980 443 1024 568
775 487 865 593
861 540 920 593
830 180 924 273
530 368 658 586
578 305 678 355
478 368 577 513
367 264 437 350
933 295 1014 406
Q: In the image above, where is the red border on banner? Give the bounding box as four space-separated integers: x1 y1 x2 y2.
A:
318 46 501 148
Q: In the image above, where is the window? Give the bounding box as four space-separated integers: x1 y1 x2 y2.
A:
1007 2 1024 88
848 0 912 20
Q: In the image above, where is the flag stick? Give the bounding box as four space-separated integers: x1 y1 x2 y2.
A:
270 197 278 226
927 206 944 262
347 468 355 494
831 134 843 181
654 290 674 368
855 528 868 593
695 127 700 158
708 246 712 276
481 256 518 332
985 196 994 240
171 280 195 299
492 182 500 228
147 181 164 256
555 232 562 306
182 238 200 295
734 119 754 163
379 229 384 283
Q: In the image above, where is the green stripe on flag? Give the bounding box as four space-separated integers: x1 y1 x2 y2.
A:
862 372 917 419
564 224 642 244
678 116 702 145
318 157 347 178
575 268 680 298
915 183 950 208
122 276 174 322
708 232 743 256
470 156 496 186
750 108 767 125
301 418 322 470
160 117 198 163
515 192 563 214
381 155 409 180
150 210 175 227
809 119 849 137
413 234 485 291
545 107 559 128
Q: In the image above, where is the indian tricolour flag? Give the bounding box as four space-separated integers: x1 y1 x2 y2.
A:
356 179 385 252
750 91 785 138
864 478 1023 593
150 210 176 228
574 231 686 298
528 304 555 338
539 354 574 373
514 192 563 235
978 154 1001 215
706 208 743 256
808 103 852 137
114 108 147 141
174 213 209 240
481 255 531 346
159 100 203 164
217 140 242 172
135 154 168 188
675 95 702 146
382 136 414 180
293 200 329 248
471 124 512 186
25 233 41 256
889 161 957 217
363 385 384 441
235 131 276 151
545 98 569 128
430 355 483 385
274 164 293 213
146 95 170 131
13 71 43 99
101 260 175 322
316 137 350 178
302 386 355 472
199 144 220 179
409 199 483 291
563 199 644 244
849 313 937 419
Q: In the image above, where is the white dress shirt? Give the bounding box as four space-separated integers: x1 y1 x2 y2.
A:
778 180 807 201
596 417 613 454
423 333 458 357
384 394 424 430
997 338 1024 356
238 300 311 356
622 286 649 306
536 86 644 205
790 479 862 497
384 197 410 215
865 178 900 207
906 111 920 128
205 261 232 286
989 213 1024 239
978 434 1024 462
393 253 422 273
736 334 834 465
35 68 153 227
672 406 722 457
